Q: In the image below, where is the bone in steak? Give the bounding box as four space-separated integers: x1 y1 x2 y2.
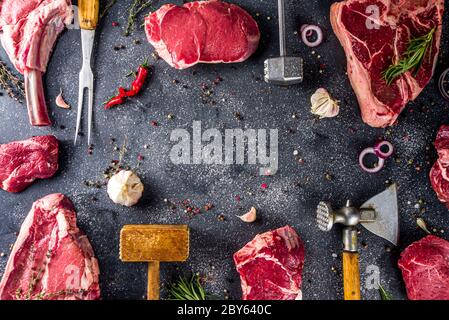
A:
0 135 59 193
331 0 444 127
0 0 73 126
398 235 449 300
430 125 449 208
0 194 100 300
233 225 305 300
145 0 260 69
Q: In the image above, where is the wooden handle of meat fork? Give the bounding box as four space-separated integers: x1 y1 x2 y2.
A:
78 0 100 30
342 251 361 300
147 261 160 300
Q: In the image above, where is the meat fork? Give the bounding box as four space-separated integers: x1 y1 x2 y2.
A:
75 0 99 146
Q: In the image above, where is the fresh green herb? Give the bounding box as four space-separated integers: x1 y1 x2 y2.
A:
382 28 435 85
100 0 118 19
169 275 207 300
0 59 24 102
125 0 154 37
378 284 393 300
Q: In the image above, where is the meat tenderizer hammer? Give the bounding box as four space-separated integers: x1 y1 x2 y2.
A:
120 225 189 300
75 0 99 146
264 0 303 85
316 184 399 300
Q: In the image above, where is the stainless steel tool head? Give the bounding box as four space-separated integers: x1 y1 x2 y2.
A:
264 57 304 85
74 29 95 146
316 184 399 248
316 202 334 232
360 183 399 246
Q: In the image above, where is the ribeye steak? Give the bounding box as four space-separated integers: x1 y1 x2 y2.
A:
398 235 449 300
233 226 305 300
331 0 444 127
0 0 73 126
0 135 59 193
145 0 260 69
430 125 449 208
0 194 100 300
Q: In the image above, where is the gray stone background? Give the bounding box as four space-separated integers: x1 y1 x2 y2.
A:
0 0 448 300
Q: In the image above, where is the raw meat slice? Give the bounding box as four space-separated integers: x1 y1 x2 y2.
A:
0 0 73 126
233 226 305 300
145 0 260 69
430 125 449 208
398 235 449 300
331 0 444 127
0 194 100 300
0 135 59 193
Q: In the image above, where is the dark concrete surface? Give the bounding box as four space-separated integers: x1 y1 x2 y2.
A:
0 0 448 300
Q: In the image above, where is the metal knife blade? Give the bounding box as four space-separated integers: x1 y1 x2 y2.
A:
360 184 399 246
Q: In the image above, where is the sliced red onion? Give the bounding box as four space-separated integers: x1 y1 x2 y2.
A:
439 68 449 101
300 24 323 47
359 147 385 173
374 140 394 159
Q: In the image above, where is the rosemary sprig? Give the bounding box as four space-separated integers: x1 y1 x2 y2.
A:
382 28 435 85
169 275 207 300
0 60 24 102
124 0 155 36
378 284 393 300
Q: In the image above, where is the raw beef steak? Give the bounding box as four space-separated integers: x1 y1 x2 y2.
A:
398 235 449 300
0 0 73 126
145 0 260 69
0 194 100 300
0 135 59 193
233 226 305 300
430 125 449 208
331 0 444 127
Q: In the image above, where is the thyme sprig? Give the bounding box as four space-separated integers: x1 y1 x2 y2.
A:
0 60 24 102
169 275 207 300
100 0 118 19
382 28 436 85
124 0 154 36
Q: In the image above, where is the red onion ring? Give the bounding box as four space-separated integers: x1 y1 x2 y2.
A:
439 68 449 101
374 140 394 159
300 24 323 48
359 147 385 173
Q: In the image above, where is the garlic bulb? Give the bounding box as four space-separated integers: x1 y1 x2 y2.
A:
107 170 144 207
310 88 339 118
237 207 257 223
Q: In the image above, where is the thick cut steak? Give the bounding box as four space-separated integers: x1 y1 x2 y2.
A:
398 235 449 300
0 0 73 126
233 226 305 300
0 135 59 193
331 0 444 127
0 194 100 300
430 125 449 208
145 0 260 69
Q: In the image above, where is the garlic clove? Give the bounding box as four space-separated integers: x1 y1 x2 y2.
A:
56 89 71 109
416 217 431 234
237 207 257 223
107 170 144 207
310 88 339 118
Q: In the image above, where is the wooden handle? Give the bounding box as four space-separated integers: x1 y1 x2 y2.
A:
342 251 361 300
78 0 100 30
147 261 160 300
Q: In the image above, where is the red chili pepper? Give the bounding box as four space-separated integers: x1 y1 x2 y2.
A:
104 61 151 110
104 95 125 110
126 64 150 97
118 86 127 98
